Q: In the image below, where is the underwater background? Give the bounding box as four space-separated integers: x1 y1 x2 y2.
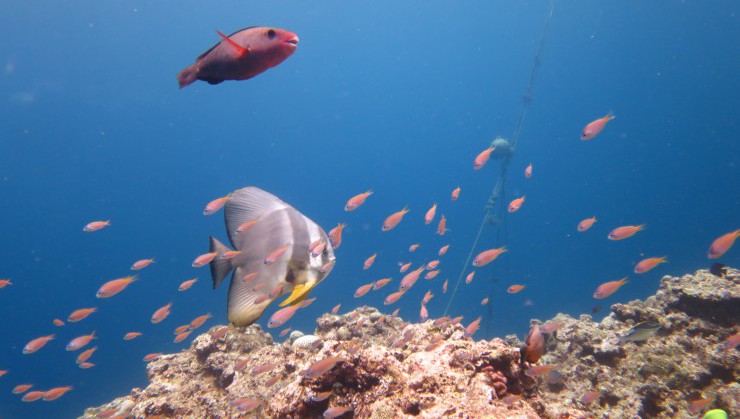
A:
1 1 738 417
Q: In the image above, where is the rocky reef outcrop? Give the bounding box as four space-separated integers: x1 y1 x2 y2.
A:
80 268 738 418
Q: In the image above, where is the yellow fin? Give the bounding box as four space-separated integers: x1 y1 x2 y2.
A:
279 281 315 307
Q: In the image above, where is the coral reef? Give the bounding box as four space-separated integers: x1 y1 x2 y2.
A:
80 268 738 418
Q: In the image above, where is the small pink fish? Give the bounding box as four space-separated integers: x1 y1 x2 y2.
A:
409 244 420 252
130 258 155 271
23 335 55 354
424 270 440 280
22 391 46 402
267 299 312 328
279 328 292 337
578 216 597 232
437 215 447 236
426 260 440 270
384 291 405 305
464 316 482 338
189 313 212 329
66 332 96 351
451 187 461 201
442 279 448 294
68 307 97 322
311 241 326 258
473 147 495 170
78 362 95 369
173 325 189 335
399 262 412 273
251 362 279 376
151 302 173 324
581 112 615 140
42 386 73 401
540 322 562 334
192 251 218 268
422 290 434 304
143 353 162 362
320 260 335 273
481 297 489 305
235 219 257 234
608 224 645 240
178 278 198 291
328 223 346 248
304 356 346 379
123 332 142 341
220 250 241 260
373 278 392 290
507 284 525 294
634 256 667 274
96 276 137 298
229 397 262 412
264 243 290 264
242 272 259 283
466 271 475 284
331 304 341 314
419 303 429 322
354 282 375 298
268 283 283 299
83 220 110 232
323 406 353 418
472 247 507 267
525 163 532 179
593 277 628 299
363 253 377 270
399 266 424 292
708 229 740 259
203 195 230 215
438 244 450 256
526 364 556 377
719 332 740 351
345 190 373 211
12 384 33 394
580 390 601 404
53 319 65 327
76 346 97 364
508 196 525 213
424 203 437 225
382 207 410 231
0 279 11 288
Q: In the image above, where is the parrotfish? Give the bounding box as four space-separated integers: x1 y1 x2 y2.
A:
178 27 299 88
208 187 335 327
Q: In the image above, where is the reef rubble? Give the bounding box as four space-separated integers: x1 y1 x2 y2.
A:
80 268 738 418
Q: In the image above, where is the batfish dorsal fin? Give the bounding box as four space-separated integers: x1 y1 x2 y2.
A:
224 187 289 247
209 236 234 289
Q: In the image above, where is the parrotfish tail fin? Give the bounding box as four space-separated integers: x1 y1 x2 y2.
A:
279 280 316 307
209 236 234 289
177 65 198 89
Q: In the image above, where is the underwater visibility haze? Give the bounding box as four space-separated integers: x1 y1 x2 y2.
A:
0 1 739 418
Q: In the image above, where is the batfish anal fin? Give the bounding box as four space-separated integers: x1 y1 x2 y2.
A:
209 236 234 289
279 280 315 307
216 30 249 58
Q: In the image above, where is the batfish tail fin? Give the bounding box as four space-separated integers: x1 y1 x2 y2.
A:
209 236 234 289
177 65 198 89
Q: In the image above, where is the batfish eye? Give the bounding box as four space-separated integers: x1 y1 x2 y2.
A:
267 29 276 39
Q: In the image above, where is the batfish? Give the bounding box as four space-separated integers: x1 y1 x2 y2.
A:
209 187 335 327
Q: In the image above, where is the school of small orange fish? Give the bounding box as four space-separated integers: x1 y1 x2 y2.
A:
1 114 738 417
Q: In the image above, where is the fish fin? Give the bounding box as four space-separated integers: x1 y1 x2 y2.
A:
606 111 616 121
204 78 224 85
226 267 274 327
279 280 316 307
209 236 234 289
216 30 249 58
177 65 198 89
224 187 288 247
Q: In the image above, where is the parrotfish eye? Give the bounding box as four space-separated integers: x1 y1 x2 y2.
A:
267 29 276 39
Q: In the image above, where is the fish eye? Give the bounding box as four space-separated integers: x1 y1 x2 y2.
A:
267 29 276 39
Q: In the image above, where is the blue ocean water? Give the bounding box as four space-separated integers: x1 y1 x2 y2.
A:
1 1 738 417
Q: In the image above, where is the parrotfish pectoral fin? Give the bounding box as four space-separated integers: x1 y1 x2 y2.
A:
216 30 249 58
209 236 234 289
279 281 315 307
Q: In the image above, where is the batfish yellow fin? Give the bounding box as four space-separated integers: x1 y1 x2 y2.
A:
279 281 315 307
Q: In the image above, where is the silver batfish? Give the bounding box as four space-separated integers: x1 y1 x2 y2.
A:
209 187 335 327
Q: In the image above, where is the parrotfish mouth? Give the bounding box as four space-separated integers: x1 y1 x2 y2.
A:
286 36 299 46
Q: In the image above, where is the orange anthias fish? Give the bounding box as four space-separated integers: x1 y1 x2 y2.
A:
68 308 97 322
203 195 230 215
466 271 475 284
178 27 299 89
96 276 137 298
426 260 440 270
22 391 46 402
525 163 533 179
399 266 425 292
53 319 65 327
267 298 314 328
373 278 392 290
578 216 597 232
235 219 257 235
593 277 628 299
437 215 447 236
422 290 434 304
424 203 437 224
130 258 155 270
76 346 97 364
409 244 420 252
192 251 218 268
508 196 525 213
0 279 11 288
580 390 601 404
174 331 192 343
384 291 405 305
451 187 461 201
424 270 440 280
419 303 429 322
382 207 410 231
399 262 412 273
507 284 525 294
83 220 110 232
581 112 615 140
439 244 450 256
464 316 482 338
345 190 373 211
363 253 377 270
442 279 448 294
608 224 645 240
178 278 198 291
190 313 212 329
524 324 544 363
328 223 346 249
66 332 96 351
264 243 290 265
707 229 740 259
12 384 33 394
481 297 489 305
123 332 142 341
151 302 173 324
42 386 73 401
331 304 341 314
23 335 55 354
473 147 495 170
634 256 667 274
303 356 346 379
719 332 740 351
354 282 375 298
472 247 507 267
